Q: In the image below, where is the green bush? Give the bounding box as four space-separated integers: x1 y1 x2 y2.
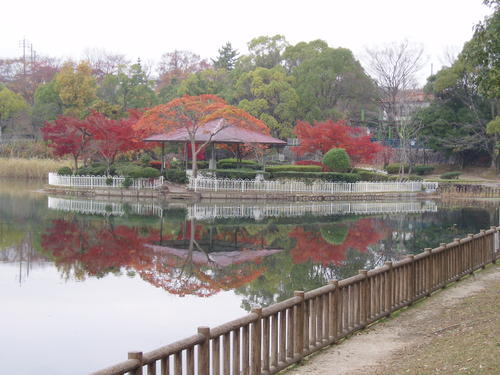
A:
140 167 161 178
75 164 107 176
354 169 390 181
385 163 409 174
122 177 133 188
105 177 113 186
322 148 351 172
114 164 144 178
265 165 322 173
218 159 261 170
211 169 269 180
164 169 188 184
271 171 361 182
413 165 435 175
57 166 73 176
440 171 461 179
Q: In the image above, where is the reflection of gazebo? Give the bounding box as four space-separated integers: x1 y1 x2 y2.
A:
143 118 286 170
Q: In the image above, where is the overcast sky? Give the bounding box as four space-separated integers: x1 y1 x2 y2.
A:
0 0 493 84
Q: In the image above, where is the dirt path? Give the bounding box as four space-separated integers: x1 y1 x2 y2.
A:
285 264 500 375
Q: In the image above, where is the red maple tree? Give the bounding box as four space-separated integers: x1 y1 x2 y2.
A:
292 120 385 164
86 110 144 174
42 116 93 170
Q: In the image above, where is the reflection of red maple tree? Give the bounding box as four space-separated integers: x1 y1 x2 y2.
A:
41 219 272 297
289 218 387 266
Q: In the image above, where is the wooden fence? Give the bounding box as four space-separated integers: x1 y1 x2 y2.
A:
48 173 164 190
188 177 439 195
90 227 500 375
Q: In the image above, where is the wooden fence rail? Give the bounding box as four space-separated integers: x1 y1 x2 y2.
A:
89 226 500 375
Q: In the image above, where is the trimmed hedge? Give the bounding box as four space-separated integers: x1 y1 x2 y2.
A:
385 163 409 174
354 169 391 182
271 171 361 182
265 165 322 173
294 160 327 171
212 169 270 180
218 159 262 170
323 148 351 172
440 171 461 179
76 164 107 176
58 166 73 176
413 165 435 175
164 169 188 183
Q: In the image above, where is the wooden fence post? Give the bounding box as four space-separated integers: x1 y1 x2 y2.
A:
128 351 143 375
384 261 393 315
440 243 447 288
468 234 475 274
405 255 415 304
480 230 487 269
294 291 305 359
251 308 262 375
491 226 497 264
425 248 433 296
329 280 339 340
358 270 368 327
198 326 210 375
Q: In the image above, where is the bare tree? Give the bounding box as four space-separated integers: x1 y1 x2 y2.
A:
365 40 427 174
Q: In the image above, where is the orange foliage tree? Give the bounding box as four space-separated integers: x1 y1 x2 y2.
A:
293 119 385 164
134 94 269 177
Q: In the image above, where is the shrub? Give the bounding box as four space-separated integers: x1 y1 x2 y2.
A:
354 169 390 182
440 171 461 179
218 159 261 170
265 165 322 173
139 153 152 166
271 171 361 182
385 163 409 174
403 175 423 181
140 167 161 178
76 164 107 176
164 169 188 184
105 177 114 186
322 148 351 172
294 160 328 171
114 164 144 178
413 165 435 175
213 169 269 180
122 177 133 188
58 166 73 176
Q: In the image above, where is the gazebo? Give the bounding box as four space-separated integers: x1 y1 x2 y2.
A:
143 118 287 171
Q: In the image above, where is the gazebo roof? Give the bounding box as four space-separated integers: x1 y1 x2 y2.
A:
143 118 286 146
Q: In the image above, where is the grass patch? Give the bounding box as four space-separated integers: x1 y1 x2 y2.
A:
0 158 70 179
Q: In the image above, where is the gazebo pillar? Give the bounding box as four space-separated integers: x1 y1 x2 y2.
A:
209 143 217 170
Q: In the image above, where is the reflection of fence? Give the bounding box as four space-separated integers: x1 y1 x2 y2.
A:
189 177 438 194
48 197 438 219
47 197 163 217
48 173 163 189
90 227 500 375
189 201 438 220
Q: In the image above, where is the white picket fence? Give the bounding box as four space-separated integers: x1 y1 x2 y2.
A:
188 177 438 194
48 173 164 189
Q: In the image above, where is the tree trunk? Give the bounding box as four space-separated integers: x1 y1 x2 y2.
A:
191 139 198 178
73 155 78 171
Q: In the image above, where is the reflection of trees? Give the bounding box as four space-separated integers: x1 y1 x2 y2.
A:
40 216 280 297
237 218 390 309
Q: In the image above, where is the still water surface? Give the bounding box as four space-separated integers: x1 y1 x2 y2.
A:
0 180 498 375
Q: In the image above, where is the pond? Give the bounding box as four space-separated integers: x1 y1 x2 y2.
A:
1 180 499 375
